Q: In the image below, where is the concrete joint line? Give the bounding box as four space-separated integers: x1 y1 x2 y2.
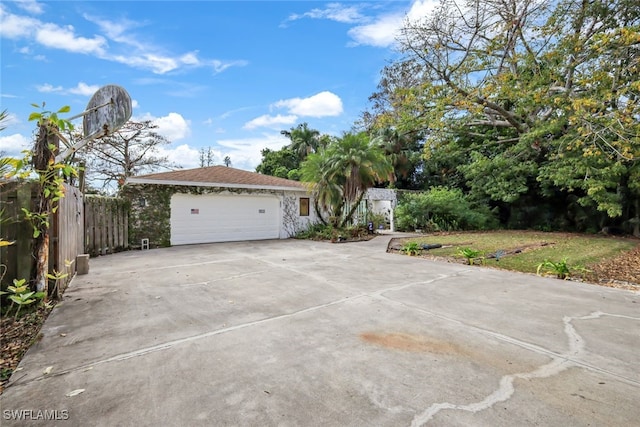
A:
14 274 459 388
109 258 243 276
172 270 270 288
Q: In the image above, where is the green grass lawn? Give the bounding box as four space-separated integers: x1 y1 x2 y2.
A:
396 230 638 278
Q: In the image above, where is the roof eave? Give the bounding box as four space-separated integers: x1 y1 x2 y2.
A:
125 177 307 192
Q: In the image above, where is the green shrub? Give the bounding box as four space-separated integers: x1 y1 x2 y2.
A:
366 212 387 230
295 223 369 241
395 187 498 232
536 258 591 280
401 241 422 256
457 247 483 265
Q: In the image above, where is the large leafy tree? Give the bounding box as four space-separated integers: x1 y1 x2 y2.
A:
256 123 332 180
255 147 300 179
79 120 181 193
366 0 640 234
301 132 393 227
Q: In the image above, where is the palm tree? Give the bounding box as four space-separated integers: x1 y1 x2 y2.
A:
300 151 343 225
370 127 423 189
281 123 321 160
301 131 393 227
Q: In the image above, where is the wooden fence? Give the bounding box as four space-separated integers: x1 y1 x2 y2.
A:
84 195 129 257
1 182 129 294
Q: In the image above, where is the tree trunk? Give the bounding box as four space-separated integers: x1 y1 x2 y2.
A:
31 122 59 300
340 191 366 228
34 233 49 296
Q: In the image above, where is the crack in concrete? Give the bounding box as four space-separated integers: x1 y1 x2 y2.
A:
409 311 640 426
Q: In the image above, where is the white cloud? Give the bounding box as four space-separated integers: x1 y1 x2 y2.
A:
208 59 248 74
0 133 31 157
111 52 177 74
136 112 191 142
180 51 200 65
35 82 99 96
35 23 107 55
156 143 201 169
347 0 438 48
348 13 404 48
83 14 141 44
406 0 439 22
272 91 343 117
287 3 367 24
0 6 39 38
85 14 247 75
216 133 290 171
15 0 45 15
0 8 244 76
36 83 63 93
69 82 100 96
243 114 298 130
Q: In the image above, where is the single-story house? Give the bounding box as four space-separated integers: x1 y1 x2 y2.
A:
122 166 317 247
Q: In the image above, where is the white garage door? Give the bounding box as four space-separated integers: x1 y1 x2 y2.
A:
170 193 280 245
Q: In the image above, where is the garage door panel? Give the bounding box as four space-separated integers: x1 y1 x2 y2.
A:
171 193 280 245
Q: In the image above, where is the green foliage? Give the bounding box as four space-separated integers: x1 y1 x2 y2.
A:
28 103 74 132
395 187 498 232
295 223 337 240
366 212 387 230
47 265 70 300
301 131 393 227
536 258 571 280
363 0 640 235
120 184 171 248
255 147 300 179
536 258 591 280
294 222 369 242
281 122 325 160
2 105 78 299
398 230 636 278
401 241 422 256
457 247 483 265
0 279 45 319
370 127 425 190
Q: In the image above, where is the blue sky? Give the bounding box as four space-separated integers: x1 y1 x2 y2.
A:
1 0 436 172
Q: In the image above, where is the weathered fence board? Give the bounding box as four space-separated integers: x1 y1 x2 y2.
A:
0 182 83 295
50 184 84 297
84 195 129 257
1 182 129 295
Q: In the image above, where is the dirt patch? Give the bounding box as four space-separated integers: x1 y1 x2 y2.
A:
360 332 466 355
0 304 53 394
589 245 640 290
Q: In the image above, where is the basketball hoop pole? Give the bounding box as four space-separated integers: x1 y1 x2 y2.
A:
55 101 115 162
66 99 113 122
55 132 101 163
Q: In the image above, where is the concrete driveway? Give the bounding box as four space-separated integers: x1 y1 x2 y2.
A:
1 235 639 426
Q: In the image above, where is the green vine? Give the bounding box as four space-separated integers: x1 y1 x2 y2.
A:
3 104 79 298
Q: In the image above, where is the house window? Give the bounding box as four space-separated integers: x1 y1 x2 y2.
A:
299 198 310 216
